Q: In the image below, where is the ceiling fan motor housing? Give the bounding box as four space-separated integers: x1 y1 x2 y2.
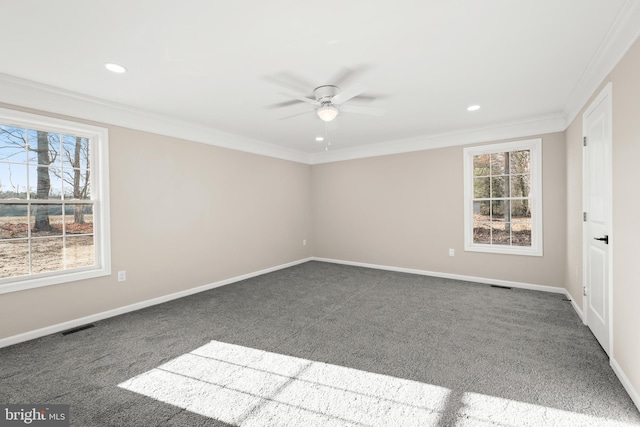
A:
314 85 340 104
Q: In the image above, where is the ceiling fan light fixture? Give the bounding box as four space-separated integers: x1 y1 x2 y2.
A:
317 105 339 122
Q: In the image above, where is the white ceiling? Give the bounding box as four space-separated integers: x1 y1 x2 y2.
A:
1 1 639 163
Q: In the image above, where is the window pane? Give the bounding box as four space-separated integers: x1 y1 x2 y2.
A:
28 166 63 199
512 220 531 246
66 235 95 269
62 169 90 200
0 204 28 239
0 126 28 163
49 168 63 199
509 150 530 174
510 175 530 198
62 135 90 170
26 129 38 164
0 163 28 199
473 177 490 198
511 200 531 220
491 176 508 198
30 204 63 237
491 223 511 245
473 154 490 176
490 152 506 175
27 130 60 166
492 200 503 221
475 200 490 218
49 133 61 166
511 199 532 245
31 237 64 274
473 222 491 244
64 204 93 234
492 200 512 222
0 240 29 278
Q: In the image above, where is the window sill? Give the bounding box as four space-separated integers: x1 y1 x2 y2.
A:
465 243 543 257
0 267 111 295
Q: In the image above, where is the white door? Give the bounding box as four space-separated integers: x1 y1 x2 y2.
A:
583 82 612 355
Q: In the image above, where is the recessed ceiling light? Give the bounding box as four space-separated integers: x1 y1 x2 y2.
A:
315 136 324 142
467 105 481 112
105 63 127 73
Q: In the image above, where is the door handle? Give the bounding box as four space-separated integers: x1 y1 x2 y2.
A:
594 235 609 244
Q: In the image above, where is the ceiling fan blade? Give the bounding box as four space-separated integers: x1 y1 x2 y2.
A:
329 64 372 86
279 92 319 106
351 93 388 102
266 99 305 109
278 109 315 120
340 104 386 116
263 72 316 93
331 83 367 105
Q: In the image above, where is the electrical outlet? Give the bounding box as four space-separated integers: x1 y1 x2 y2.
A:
303 239 307 246
117 270 126 282
449 248 455 257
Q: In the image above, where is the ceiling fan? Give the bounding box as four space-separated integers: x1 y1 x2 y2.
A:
278 84 385 121
266 67 385 121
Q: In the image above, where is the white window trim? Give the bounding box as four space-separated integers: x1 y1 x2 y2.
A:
0 107 111 294
463 138 543 256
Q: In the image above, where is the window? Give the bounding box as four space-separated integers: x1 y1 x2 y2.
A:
0 108 110 293
463 138 542 256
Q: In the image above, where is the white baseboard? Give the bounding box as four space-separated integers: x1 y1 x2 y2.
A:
312 257 566 294
611 357 640 412
0 257 313 349
564 290 585 323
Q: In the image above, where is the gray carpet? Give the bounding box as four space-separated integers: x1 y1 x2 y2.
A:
1 261 638 426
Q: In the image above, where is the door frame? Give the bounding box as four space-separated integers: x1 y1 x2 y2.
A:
582 81 613 355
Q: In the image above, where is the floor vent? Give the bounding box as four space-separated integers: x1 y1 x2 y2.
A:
490 285 512 290
61 324 95 336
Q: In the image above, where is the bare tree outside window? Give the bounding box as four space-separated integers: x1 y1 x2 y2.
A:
32 130 55 232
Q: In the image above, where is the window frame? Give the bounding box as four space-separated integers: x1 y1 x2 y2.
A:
463 138 543 256
0 107 111 294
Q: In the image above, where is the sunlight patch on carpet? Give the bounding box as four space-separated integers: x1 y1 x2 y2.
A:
119 340 635 426
118 340 450 426
456 392 639 427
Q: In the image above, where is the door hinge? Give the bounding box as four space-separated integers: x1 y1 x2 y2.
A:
583 286 587 296
583 136 588 147
583 212 587 222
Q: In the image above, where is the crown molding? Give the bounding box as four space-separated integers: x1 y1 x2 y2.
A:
563 0 640 126
0 73 311 164
0 72 566 165
308 114 566 164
